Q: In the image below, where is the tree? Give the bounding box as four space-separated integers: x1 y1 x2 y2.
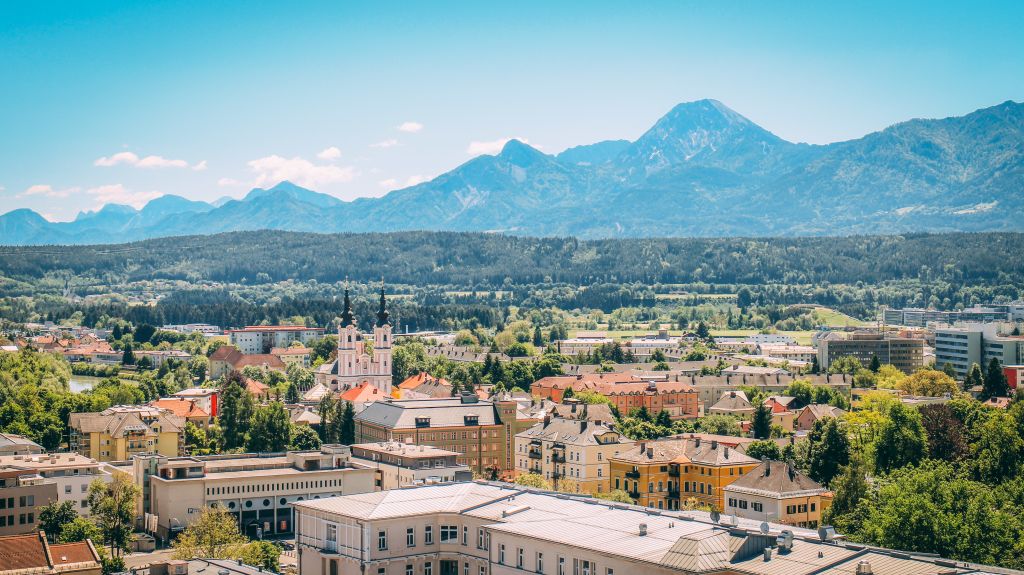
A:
971 411 1023 484
695 321 710 340
655 409 673 428
247 402 291 452
828 356 862 375
918 404 968 463
172 506 248 560
88 475 140 557
744 440 781 461
285 382 300 403
941 362 958 379
593 489 634 504
874 403 927 474
240 541 282 572
807 417 849 486
39 500 78 542
751 402 772 439
339 400 356 444
183 421 210 455
290 424 322 450
561 386 575 400
121 342 135 365
898 369 957 397
809 355 820 375
695 414 742 436
59 516 103 543
823 457 868 533
532 326 544 347
514 473 552 490
981 358 1010 400
964 362 984 392
869 354 881 373
219 370 255 450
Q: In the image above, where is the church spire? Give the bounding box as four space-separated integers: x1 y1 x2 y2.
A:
376 282 390 327
340 288 355 328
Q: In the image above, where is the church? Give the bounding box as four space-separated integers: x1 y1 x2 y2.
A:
314 287 394 395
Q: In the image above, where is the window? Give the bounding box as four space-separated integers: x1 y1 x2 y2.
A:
517 548 524 568
739 500 748 510
648 482 653 493
558 557 565 575
499 544 506 565
424 563 432 575
463 526 468 545
606 570 614 575
424 525 433 544
378 530 388 550
581 560 592 575
407 527 416 547
464 563 469 575
753 502 763 512
378 569 385 575
537 552 544 573
326 523 337 551
478 528 487 549
810 503 816 512
406 566 414 575
441 525 457 542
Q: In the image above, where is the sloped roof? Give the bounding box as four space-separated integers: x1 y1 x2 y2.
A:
302 383 332 402
725 460 827 498
355 398 499 429
398 372 450 390
801 404 845 420
149 398 209 419
0 533 49 572
709 391 754 413
516 417 629 447
340 382 387 403
614 437 757 467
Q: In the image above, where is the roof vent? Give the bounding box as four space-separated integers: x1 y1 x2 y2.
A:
854 560 873 575
776 530 794 553
638 523 647 536
818 525 836 542
762 547 772 562
502 505 531 517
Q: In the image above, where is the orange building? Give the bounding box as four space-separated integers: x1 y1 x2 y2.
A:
532 375 699 420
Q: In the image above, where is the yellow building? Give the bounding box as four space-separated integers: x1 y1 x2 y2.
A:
514 414 632 494
610 436 758 511
724 460 834 528
69 405 185 462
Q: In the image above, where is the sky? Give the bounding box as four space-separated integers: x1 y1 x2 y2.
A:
1 1 1022 221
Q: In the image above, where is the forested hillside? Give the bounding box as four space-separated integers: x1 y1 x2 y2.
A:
2 230 1023 287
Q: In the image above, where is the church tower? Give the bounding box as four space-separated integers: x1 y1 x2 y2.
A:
317 285 394 395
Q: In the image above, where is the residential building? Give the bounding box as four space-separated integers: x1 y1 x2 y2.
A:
291 482 987 575
515 414 632 494
315 288 394 394
754 344 817 363
720 365 790 376
172 388 219 417
817 331 925 374
68 405 186 462
609 437 759 511
227 325 324 354
0 466 56 535
397 372 453 399
350 443 472 489
148 398 213 429
707 391 754 417
271 346 312 368
624 329 682 358
148 559 266 575
0 453 113 518
530 373 645 402
1004 365 1024 390
208 345 286 379
715 334 798 345
134 349 193 368
794 404 845 432
355 395 531 477
599 381 700 420
724 460 833 528
133 445 376 540
687 373 850 408
0 434 43 456
0 532 101 575
161 323 222 335
340 382 389 409
934 323 1024 378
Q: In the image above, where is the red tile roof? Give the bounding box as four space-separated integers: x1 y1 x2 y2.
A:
48 541 98 566
340 382 386 403
148 398 210 419
398 372 450 390
244 378 270 396
0 533 49 572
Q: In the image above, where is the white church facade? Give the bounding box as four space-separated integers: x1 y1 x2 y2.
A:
314 287 394 395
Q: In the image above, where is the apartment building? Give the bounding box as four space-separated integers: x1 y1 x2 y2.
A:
292 482 990 575
817 332 925 374
172 387 219 416
609 437 759 511
934 323 1024 378
555 331 613 356
0 453 113 517
349 443 472 490
515 415 632 494
355 396 532 478
227 325 325 354
208 345 286 379
68 405 186 462
724 460 833 528
0 532 101 575
0 466 55 535
755 344 817 363
133 445 376 540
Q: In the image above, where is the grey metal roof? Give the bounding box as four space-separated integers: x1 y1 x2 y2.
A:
355 398 499 429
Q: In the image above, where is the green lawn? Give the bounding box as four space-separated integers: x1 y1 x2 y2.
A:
811 307 869 327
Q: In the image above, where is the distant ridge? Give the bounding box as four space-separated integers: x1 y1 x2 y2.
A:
2 99 1022 245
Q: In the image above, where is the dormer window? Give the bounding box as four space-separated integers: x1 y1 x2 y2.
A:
415 417 431 428
464 415 479 426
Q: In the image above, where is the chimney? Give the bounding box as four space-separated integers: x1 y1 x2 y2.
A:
571 402 578 413
543 414 551 427
763 548 772 561
639 523 648 536
694 437 701 448
854 560 873 575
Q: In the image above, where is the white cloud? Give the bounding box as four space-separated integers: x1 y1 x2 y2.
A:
397 121 423 133
218 177 243 187
20 184 81 198
370 139 399 148
192 160 208 171
466 137 529 155
86 184 162 208
94 151 191 169
247 155 357 189
94 152 140 167
317 146 342 160
405 175 428 187
377 178 398 189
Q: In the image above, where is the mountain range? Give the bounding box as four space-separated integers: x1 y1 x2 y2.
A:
2 99 1022 245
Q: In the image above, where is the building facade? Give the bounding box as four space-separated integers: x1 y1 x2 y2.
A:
315 288 394 394
134 445 376 540
227 325 325 355
817 332 925 374
350 443 472 490
934 323 1024 379
69 406 185 462
0 453 113 519
724 460 833 528
515 415 632 494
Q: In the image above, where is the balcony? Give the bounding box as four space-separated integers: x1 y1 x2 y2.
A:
668 487 680 498
528 449 542 459
668 467 679 477
552 453 566 463
628 490 641 500
625 470 641 479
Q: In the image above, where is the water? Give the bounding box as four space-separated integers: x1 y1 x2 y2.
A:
69 375 104 393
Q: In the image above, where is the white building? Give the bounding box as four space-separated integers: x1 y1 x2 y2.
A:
227 325 325 354
349 443 472 490
0 453 114 516
315 288 394 395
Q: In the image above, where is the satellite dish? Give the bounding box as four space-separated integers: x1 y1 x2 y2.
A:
760 521 770 534
710 510 721 523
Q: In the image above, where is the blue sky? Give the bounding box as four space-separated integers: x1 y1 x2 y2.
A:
1 0 1022 220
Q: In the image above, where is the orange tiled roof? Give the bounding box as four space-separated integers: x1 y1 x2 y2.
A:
340 382 386 403
398 372 450 390
148 398 210 419
244 378 269 396
0 533 49 571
